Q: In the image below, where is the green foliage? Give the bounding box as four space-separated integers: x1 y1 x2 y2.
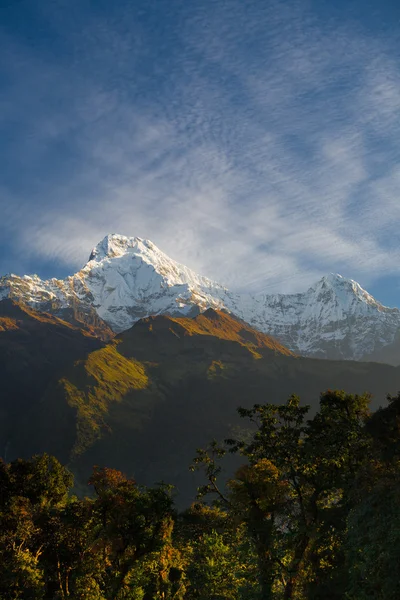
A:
0 458 180 600
177 504 260 600
0 543 45 600
1 388 400 599
366 392 400 462
192 391 380 599
7 454 74 507
0 454 73 600
345 466 400 599
187 530 244 599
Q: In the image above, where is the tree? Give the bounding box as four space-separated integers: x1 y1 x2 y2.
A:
0 496 45 599
178 504 259 600
0 454 73 600
193 391 373 599
8 454 73 508
365 392 400 463
38 496 102 600
344 393 400 599
345 467 400 600
227 460 288 599
88 466 179 599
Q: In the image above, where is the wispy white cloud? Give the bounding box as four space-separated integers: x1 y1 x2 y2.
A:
2 0 400 299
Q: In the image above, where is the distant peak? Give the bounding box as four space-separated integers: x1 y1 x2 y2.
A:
87 233 165 263
309 273 384 308
325 272 343 280
88 234 140 262
313 273 357 290
320 273 346 285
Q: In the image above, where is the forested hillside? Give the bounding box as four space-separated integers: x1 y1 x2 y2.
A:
1 390 399 599
2 301 400 506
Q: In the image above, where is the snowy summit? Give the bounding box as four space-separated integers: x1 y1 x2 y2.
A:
1 233 399 361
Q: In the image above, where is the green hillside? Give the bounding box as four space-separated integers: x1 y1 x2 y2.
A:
2 300 400 505
0 299 103 461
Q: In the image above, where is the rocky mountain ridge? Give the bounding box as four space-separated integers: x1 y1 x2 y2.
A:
1 233 399 362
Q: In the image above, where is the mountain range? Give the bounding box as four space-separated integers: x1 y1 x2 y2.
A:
3 232 400 503
1 233 400 363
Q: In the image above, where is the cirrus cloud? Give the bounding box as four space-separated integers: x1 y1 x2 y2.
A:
1 0 400 303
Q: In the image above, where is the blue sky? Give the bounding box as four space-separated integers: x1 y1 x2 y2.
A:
2 0 400 305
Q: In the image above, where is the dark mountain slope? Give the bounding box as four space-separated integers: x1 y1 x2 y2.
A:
0 299 103 459
118 308 294 360
2 306 400 505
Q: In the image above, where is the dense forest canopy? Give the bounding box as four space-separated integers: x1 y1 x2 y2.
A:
1 389 399 599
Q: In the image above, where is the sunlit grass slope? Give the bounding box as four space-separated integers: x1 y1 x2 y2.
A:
120 308 293 359
59 343 150 457
3 302 400 507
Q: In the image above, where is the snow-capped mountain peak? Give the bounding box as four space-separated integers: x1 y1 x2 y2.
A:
87 233 220 287
311 273 387 310
1 233 400 361
70 234 228 332
88 234 154 262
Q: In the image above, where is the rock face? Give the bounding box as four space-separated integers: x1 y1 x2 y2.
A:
1 233 400 361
